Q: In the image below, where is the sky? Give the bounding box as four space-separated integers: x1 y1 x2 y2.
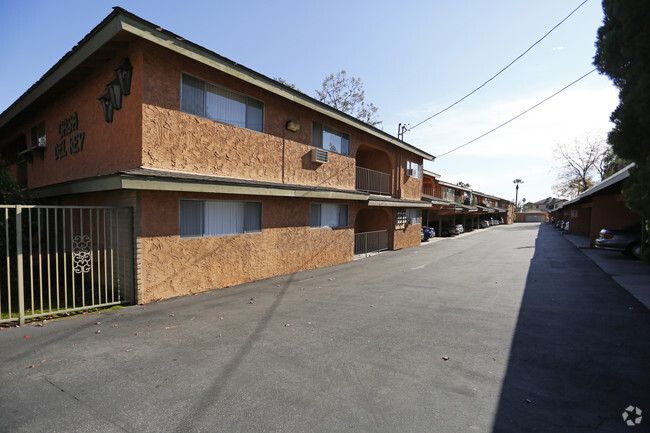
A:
0 0 619 203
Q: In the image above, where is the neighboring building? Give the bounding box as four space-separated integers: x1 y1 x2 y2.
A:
530 197 567 212
514 211 548 222
550 164 641 246
0 8 433 304
421 170 513 233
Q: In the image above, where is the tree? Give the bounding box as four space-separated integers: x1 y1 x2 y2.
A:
552 136 612 199
600 147 631 179
0 160 30 204
594 0 650 260
457 181 471 188
274 77 301 92
513 179 523 211
316 70 382 126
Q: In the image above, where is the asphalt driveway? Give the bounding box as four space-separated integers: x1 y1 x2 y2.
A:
1 223 649 432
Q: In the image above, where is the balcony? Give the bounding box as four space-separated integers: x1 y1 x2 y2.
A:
356 166 391 196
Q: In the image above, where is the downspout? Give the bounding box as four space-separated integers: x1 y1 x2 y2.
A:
281 128 286 184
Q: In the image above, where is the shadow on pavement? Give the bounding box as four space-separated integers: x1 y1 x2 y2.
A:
491 224 650 431
173 273 295 433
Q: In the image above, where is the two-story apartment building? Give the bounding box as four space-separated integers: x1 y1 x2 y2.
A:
421 170 513 233
0 8 433 305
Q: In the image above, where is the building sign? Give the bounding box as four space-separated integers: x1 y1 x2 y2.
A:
55 112 85 160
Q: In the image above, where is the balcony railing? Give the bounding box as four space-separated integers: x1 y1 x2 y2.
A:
356 166 391 196
423 185 434 196
441 192 455 202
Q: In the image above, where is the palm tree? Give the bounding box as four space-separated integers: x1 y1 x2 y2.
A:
513 179 524 211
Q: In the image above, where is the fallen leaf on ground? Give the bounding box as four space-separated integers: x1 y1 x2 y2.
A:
95 322 101 325
441 356 450 361
24 335 30 338
96 330 101 334
285 323 293 327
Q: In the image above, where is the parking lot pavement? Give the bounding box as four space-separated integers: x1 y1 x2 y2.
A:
1 223 649 432
562 229 650 309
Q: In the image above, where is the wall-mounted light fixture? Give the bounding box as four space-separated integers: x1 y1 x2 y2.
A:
115 58 133 96
107 78 123 110
285 120 301 132
98 91 114 123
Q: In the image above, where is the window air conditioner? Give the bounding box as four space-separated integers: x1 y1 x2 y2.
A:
312 148 329 163
406 168 416 177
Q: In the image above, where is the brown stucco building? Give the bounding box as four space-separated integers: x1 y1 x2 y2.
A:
550 164 641 246
0 8 434 304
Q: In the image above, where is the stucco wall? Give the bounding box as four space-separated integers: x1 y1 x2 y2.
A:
140 42 422 197
141 105 356 189
138 191 354 302
589 194 641 246
393 222 422 250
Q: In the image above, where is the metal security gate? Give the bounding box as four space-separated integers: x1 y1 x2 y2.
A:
354 230 389 256
1 205 134 325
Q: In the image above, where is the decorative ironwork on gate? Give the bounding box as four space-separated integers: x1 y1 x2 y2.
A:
1 205 134 325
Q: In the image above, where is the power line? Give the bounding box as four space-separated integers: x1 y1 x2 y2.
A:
435 68 597 158
408 0 590 132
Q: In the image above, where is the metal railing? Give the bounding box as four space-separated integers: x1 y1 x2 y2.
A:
356 166 391 195
1 205 134 325
354 230 389 256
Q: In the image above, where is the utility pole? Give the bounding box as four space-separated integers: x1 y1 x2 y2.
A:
397 123 409 141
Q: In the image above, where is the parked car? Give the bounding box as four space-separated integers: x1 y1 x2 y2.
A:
421 226 435 242
594 224 643 259
479 220 490 229
441 224 460 237
455 224 464 234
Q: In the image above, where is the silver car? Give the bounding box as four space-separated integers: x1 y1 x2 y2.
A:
594 224 643 259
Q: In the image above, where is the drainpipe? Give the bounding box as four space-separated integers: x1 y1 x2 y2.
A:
281 128 286 184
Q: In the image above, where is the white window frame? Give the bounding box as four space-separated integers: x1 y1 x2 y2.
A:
310 203 349 228
179 199 262 238
406 209 421 225
407 161 422 179
181 73 264 132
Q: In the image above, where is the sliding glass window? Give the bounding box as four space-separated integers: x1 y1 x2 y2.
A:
181 74 264 132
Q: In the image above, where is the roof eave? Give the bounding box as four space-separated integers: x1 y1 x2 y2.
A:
0 8 435 161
